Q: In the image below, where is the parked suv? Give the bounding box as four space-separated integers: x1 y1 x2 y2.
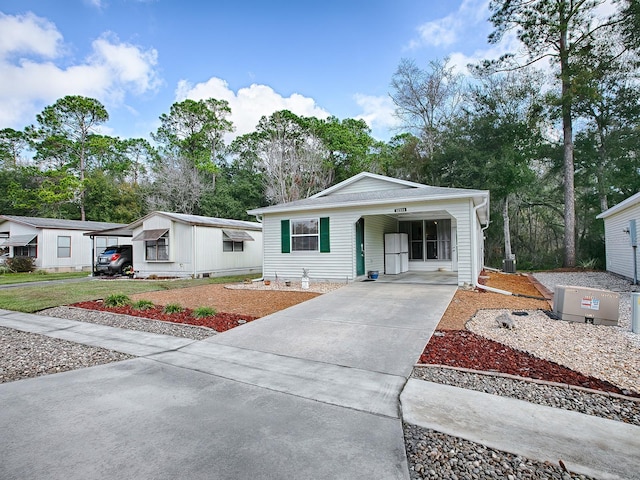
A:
96 245 133 275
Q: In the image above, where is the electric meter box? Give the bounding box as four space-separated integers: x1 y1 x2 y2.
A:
553 285 620 326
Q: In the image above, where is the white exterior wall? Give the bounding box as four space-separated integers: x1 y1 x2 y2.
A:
1 220 101 272
363 215 397 274
602 204 640 279
328 177 410 195
261 197 480 285
133 215 262 278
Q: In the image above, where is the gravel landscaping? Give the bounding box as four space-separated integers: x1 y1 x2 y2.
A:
2 271 639 479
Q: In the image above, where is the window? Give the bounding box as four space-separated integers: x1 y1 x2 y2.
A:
14 244 37 257
291 218 319 251
57 236 71 258
223 240 244 252
96 237 119 254
399 219 451 260
281 218 330 253
145 234 169 261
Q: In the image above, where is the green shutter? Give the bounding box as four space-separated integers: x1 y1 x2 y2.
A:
320 217 330 253
281 219 290 253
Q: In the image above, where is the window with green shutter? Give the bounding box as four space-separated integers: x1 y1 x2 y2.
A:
283 217 330 253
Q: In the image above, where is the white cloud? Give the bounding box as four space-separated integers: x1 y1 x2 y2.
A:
0 13 160 128
176 77 330 138
0 12 63 59
408 0 490 50
353 94 400 132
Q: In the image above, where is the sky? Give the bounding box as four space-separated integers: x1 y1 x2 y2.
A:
0 0 513 143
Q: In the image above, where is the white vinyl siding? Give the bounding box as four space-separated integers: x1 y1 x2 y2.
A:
262 197 478 285
326 177 412 195
601 204 640 279
131 214 262 278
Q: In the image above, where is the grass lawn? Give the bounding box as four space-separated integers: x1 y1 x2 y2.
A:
0 274 257 313
0 271 89 285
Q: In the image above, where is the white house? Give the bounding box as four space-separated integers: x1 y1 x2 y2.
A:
596 192 640 281
0 215 128 272
127 211 263 278
248 172 490 286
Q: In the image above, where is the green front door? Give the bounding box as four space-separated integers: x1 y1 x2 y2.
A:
356 218 365 276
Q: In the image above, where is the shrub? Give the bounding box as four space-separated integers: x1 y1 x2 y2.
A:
132 299 154 310
104 293 131 307
163 303 184 314
193 306 217 318
6 256 35 273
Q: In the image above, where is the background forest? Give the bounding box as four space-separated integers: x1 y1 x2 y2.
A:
1 1 639 271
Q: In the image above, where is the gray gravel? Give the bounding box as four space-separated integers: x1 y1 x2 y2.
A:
39 306 217 340
412 366 640 426
0 326 133 384
404 423 594 479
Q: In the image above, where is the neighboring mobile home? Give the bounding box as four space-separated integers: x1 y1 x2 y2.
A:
596 192 640 281
0 215 127 272
248 172 490 286
128 211 262 278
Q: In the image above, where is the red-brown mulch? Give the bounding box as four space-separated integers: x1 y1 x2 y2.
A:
419 330 634 396
71 301 257 333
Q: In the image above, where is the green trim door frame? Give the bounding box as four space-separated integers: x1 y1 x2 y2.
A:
356 218 365 276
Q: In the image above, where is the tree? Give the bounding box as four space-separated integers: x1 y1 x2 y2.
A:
152 98 233 186
390 57 465 180
482 0 629 267
28 95 109 220
311 116 376 183
233 110 331 204
144 154 204 214
0 128 28 169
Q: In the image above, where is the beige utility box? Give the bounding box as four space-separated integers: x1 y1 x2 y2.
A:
553 285 620 326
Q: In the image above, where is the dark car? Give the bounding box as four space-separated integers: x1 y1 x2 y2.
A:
96 245 133 275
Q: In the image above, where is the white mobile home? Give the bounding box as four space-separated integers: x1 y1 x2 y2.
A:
0 215 127 272
248 172 490 286
128 211 263 278
596 192 640 281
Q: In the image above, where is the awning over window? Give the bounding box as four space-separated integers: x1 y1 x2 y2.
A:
1 234 37 247
222 229 254 242
132 229 169 241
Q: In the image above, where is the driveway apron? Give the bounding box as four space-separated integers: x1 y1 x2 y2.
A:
0 282 456 480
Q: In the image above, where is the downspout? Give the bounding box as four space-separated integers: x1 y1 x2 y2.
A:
472 196 489 287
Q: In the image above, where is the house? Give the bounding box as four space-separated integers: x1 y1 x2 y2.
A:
0 215 128 272
596 192 640 281
248 172 490 286
127 211 263 278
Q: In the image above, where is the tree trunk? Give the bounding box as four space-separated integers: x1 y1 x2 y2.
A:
503 196 513 260
560 18 576 268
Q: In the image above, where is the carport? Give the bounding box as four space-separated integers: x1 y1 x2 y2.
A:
83 226 133 276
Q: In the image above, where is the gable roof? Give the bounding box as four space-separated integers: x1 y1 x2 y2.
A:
0 215 125 231
248 172 489 219
127 211 262 231
310 172 426 198
596 192 640 220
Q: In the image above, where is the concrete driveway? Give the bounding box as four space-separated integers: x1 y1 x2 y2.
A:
0 281 456 480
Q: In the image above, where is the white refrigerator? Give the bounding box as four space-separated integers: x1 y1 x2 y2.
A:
384 233 409 274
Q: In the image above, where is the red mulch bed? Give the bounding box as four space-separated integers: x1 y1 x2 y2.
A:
419 330 636 397
71 301 257 333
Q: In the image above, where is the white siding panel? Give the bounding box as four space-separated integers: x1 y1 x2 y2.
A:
262 197 481 285
132 215 263 278
327 177 412 195
602 204 640 279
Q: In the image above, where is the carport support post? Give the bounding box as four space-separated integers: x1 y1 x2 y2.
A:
90 235 96 277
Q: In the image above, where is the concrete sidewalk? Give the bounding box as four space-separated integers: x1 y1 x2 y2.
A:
401 379 640 480
0 282 456 480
